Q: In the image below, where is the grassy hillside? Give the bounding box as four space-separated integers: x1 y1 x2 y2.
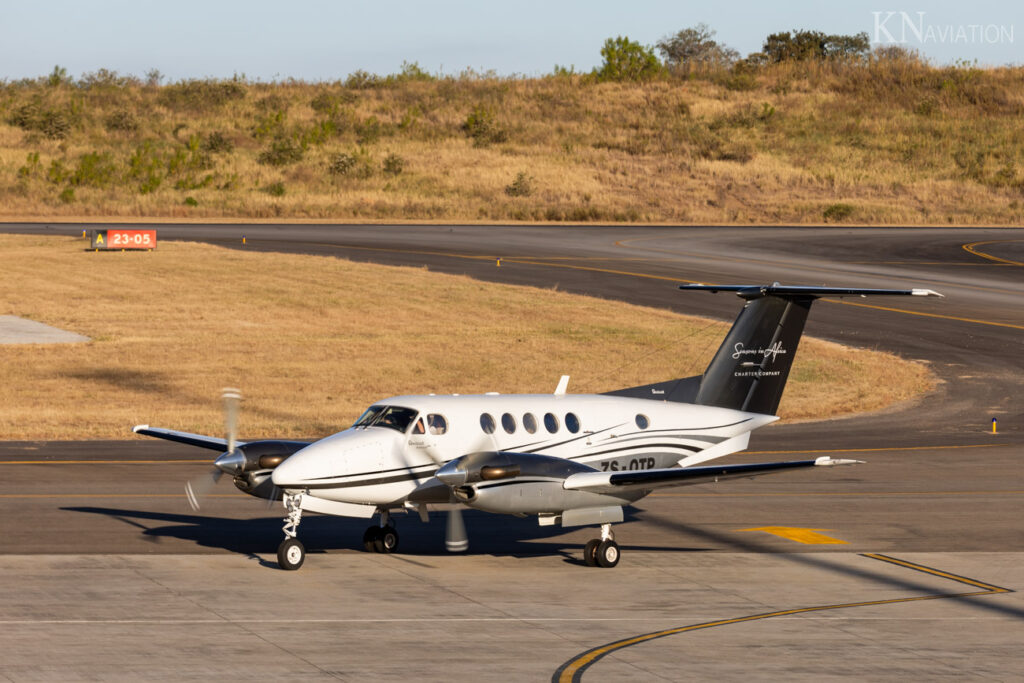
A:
1 57 1023 224
0 235 933 439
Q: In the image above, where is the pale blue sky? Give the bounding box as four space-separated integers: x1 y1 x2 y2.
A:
1 0 1020 82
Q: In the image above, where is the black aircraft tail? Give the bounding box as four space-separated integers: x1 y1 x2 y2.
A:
607 283 941 415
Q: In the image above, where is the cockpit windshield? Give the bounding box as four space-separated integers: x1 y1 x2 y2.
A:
352 405 419 433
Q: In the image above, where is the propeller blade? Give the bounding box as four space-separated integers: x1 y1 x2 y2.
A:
445 507 468 553
185 469 222 511
222 387 241 454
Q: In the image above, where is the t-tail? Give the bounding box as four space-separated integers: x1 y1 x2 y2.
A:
608 283 942 415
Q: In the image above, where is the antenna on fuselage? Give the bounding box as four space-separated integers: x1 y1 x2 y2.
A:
554 375 570 395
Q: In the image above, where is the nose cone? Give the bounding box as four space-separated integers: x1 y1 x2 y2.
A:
214 450 245 475
436 459 467 486
271 447 313 488
271 429 392 489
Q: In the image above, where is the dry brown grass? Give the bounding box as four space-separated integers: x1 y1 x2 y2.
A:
0 235 933 439
1 60 1023 224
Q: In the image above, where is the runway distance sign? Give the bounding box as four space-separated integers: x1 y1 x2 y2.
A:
91 229 157 251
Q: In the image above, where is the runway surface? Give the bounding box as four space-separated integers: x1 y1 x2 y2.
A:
0 222 1021 680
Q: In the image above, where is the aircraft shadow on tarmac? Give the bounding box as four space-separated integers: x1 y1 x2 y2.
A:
59 506 1024 620
59 506 702 566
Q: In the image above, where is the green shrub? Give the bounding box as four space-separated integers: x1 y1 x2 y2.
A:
462 105 507 147
328 152 358 175
104 109 138 132
505 171 533 197
158 78 247 111
263 181 286 196
597 36 661 82
257 137 303 166
823 203 855 221
202 131 234 153
39 111 71 139
58 187 75 203
345 70 380 89
183 196 198 206
310 91 339 115
70 151 116 188
9 104 71 139
355 116 382 144
382 153 404 175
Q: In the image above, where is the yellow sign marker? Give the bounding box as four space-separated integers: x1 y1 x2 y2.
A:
738 526 848 544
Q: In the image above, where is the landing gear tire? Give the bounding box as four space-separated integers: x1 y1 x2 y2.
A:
584 539 601 567
278 538 305 570
363 526 381 552
374 526 399 553
595 540 620 568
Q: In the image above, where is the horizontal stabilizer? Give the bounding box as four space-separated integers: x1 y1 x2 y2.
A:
678 284 944 299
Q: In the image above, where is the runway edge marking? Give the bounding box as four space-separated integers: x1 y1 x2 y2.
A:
551 554 1013 683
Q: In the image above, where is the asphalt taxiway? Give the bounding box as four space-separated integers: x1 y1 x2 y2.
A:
0 223 1021 680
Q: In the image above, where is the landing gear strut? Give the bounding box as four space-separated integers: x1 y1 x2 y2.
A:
583 523 619 568
277 492 306 570
363 509 400 554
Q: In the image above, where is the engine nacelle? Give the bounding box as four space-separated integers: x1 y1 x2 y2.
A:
438 451 639 515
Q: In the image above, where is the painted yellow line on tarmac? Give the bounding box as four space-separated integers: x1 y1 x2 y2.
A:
825 298 1024 330
552 554 1012 683
270 239 1021 328
738 526 847 544
963 240 1024 266
614 236 1023 297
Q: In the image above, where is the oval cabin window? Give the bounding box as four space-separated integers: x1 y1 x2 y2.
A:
480 413 496 434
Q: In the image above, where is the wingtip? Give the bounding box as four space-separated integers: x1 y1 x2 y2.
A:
911 288 944 298
132 424 149 433
814 456 866 467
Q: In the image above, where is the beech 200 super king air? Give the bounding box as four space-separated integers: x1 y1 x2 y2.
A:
134 284 941 570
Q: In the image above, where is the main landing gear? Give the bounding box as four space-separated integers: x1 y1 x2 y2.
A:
363 509 399 554
583 523 620 568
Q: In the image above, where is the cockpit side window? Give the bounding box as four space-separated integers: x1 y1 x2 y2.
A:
427 414 448 435
413 418 425 435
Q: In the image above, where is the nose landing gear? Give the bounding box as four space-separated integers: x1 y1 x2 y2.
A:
277 492 306 570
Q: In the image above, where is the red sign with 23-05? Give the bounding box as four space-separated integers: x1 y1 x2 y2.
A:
91 229 157 250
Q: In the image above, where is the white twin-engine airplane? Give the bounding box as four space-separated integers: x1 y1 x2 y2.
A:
135 283 941 570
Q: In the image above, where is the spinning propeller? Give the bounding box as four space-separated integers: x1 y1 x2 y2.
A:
184 388 244 511
422 432 502 553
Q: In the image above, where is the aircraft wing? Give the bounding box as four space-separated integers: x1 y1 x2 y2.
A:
562 456 862 493
133 424 242 452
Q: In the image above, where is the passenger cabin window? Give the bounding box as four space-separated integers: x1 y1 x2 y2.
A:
636 414 650 430
523 413 537 434
427 414 448 435
501 413 516 434
543 412 559 433
353 405 418 433
565 412 580 433
480 413 496 434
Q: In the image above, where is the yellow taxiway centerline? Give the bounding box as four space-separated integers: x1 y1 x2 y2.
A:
552 554 1012 683
962 240 1024 266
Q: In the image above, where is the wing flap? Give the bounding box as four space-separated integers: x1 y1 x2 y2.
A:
563 456 863 493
